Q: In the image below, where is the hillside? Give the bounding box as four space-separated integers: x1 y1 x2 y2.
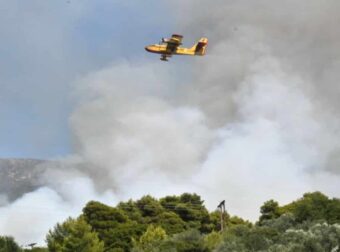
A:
0 159 47 202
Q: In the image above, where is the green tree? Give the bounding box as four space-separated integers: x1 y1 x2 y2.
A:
0 236 22 252
157 212 187 235
136 196 163 219
215 224 277 251
203 231 222 251
162 229 209 252
259 200 281 225
279 192 340 224
24 248 48 252
228 216 252 227
207 211 222 232
160 193 210 232
214 234 247 252
132 225 167 252
260 213 296 233
83 201 129 229
138 225 167 244
267 223 340 252
326 198 340 224
293 192 330 223
207 211 251 232
46 217 104 252
82 201 142 251
117 200 143 222
43 191 340 252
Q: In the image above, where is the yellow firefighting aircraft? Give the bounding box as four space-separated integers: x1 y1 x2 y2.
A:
145 34 208 61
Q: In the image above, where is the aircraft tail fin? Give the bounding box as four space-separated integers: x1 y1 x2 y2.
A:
190 37 208 55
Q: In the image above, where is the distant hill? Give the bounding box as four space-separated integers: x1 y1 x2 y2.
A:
0 158 48 202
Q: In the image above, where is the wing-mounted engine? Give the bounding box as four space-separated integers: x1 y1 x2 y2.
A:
169 34 183 45
160 34 183 45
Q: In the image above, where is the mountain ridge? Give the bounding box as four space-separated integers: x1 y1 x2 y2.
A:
0 158 48 203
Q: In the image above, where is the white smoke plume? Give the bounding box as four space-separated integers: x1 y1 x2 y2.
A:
1 0 340 246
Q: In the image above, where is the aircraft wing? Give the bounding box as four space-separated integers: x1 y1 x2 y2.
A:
165 34 183 52
169 34 183 45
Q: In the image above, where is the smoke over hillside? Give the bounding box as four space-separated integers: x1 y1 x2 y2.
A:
1 0 340 245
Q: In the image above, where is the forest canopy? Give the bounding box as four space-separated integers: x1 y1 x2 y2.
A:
1 191 340 252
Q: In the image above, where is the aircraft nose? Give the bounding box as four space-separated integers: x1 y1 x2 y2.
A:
145 46 152 52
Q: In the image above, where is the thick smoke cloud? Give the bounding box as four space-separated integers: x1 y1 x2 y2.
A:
1 0 340 246
168 0 340 212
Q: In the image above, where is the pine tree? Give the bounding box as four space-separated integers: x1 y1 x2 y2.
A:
46 217 104 252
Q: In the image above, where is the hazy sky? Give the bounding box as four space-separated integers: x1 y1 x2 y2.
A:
0 0 172 158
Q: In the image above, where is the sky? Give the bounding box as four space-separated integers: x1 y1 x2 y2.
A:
0 0 172 158
1 0 340 246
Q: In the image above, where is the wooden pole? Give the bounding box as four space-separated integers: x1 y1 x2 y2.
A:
217 200 225 232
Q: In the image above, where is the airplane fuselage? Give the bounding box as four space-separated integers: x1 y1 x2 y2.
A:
145 44 199 56
145 36 208 61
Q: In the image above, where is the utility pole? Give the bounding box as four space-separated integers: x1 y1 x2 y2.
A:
217 200 225 232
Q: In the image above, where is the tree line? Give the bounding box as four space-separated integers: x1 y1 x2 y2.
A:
1 191 340 251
